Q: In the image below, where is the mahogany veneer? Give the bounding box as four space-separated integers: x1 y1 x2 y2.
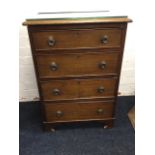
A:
23 16 131 131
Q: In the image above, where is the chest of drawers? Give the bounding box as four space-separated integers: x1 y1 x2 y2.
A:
23 15 132 131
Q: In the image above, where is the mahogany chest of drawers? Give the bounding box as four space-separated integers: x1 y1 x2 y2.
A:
23 15 132 131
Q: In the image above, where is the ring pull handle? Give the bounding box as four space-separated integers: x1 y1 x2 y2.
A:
56 110 63 117
52 88 61 96
50 62 58 71
98 61 106 69
97 86 105 94
96 108 104 114
48 36 56 46
101 35 108 44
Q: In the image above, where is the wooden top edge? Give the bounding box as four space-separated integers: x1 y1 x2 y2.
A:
23 17 132 26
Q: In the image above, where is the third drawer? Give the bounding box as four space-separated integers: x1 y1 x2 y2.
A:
40 77 117 101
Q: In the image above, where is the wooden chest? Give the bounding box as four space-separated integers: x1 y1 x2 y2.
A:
23 14 132 131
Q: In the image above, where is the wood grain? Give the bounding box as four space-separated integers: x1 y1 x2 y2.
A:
23 17 132 25
44 101 114 122
40 77 117 101
36 51 121 79
32 28 121 50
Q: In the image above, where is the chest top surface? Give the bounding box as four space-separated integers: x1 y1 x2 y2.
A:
23 11 132 25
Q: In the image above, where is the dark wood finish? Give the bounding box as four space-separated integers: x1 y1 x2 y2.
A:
36 51 121 79
32 28 121 50
40 78 117 101
24 17 131 131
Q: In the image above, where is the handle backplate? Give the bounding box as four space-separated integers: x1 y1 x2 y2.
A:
52 88 61 96
50 62 58 71
101 35 108 44
98 61 106 69
96 108 104 114
48 36 56 46
56 110 63 117
97 86 105 93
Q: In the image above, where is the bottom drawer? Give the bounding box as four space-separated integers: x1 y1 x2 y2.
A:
43 101 114 122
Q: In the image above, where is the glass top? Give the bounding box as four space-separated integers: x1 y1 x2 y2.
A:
26 10 128 21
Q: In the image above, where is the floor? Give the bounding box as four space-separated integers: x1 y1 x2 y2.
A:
19 96 135 155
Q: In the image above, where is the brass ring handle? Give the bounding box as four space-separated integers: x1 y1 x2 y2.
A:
97 86 105 93
98 61 106 69
50 62 58 71
96 108 104 114
100 35 108 44
52 88 61 96
48 36 56 46
56 110 63 117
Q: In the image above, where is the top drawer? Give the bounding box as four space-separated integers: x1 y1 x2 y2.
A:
32 28 122 51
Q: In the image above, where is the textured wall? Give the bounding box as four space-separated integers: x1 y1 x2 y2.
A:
19 25 135 102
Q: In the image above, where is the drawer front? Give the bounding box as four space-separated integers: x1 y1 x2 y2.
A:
40 78 117 101
79 78 117 99
41 80 78 100
36 52 120 78
32 29 122 50
44 101 114 122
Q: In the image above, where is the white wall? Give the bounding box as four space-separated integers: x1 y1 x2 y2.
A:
19 0 135 102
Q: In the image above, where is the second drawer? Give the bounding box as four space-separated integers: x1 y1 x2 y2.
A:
36 52 120 79
40 78 117 101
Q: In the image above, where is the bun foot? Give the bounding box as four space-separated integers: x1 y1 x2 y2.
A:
43 123 56 132
50 128 56 132
104 125 109 129
103 120 114 129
